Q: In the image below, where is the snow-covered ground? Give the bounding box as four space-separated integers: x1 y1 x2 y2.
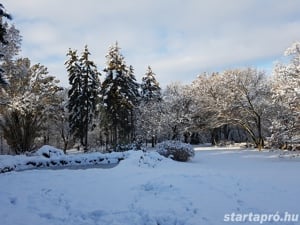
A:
0 146 299 225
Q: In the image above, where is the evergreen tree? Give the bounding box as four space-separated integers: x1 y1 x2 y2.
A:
66 46 100 150
79 45 101 149
0 4 12 45
0 4 17 86
140 66 161 103
101 43 139 149
0 23 21 105
66 49 83 144
123 65 140 141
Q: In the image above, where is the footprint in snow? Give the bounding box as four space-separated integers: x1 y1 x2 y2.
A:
237 199 244 205
9 197 17 205
41 188 52 195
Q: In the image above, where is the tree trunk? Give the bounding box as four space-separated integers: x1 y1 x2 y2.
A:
184 132 189 143
63 142 68 154
84 120 88 152
172 125 178 140
151 135 155 148
256 115 264 151
113 125 117 150
211 128 220 145
61 127 68 154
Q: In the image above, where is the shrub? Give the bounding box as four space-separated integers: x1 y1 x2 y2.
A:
115 144 134 152
0 110 40 154
33 145 65 158
157 140 195 162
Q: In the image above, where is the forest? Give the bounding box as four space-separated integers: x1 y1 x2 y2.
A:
0 5 299 154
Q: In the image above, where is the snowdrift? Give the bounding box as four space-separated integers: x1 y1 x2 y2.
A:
0 145 126 173
0 145 175 173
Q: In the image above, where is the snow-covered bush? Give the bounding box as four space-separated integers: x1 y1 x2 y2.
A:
157 140 195 162
0 146 127 173
32 145 65 158
115 138 146 152
115 144 134 152
133 135 144 150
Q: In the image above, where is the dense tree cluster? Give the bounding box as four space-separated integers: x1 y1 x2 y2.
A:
0 4 299 154
190 69 272 150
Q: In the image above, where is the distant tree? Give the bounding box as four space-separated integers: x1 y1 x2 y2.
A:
160 82 193 141
189 73 220 143
140 66 161 103
136 100 163 147
191 69 272 150
221 68 272 150
101 43 139 149
136 66 162 146
50 89 72 153
66 46 100 150
271 42 300 147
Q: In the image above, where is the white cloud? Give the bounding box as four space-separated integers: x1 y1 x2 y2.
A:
3 0 300 87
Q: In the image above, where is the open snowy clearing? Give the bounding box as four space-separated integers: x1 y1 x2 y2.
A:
0 147 299 225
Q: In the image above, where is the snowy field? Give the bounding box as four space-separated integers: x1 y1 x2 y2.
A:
0 147 299 225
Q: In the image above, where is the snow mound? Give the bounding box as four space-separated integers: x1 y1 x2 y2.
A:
117 150 172 169
0 147 174 173
33 145 65 158
278 150 300 158
137 151 171 168
0 146 127 173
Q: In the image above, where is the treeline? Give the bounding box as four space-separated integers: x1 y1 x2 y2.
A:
0 5 299 154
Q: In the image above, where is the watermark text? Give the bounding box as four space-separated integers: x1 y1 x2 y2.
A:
224 212 299 224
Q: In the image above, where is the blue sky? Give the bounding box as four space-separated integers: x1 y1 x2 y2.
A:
3 0 300 87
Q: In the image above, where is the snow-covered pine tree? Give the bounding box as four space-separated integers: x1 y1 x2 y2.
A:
123 65 140 141
0 4 13 86
101 43 139 149
79 45 101 150
66 46 100 150
0 4 12 46
140 66 161 103
0 23 21 105
66 49 83 145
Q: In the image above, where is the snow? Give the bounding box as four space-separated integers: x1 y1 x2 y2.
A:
0 146 299 225
0 145 127 173
33 145 65 158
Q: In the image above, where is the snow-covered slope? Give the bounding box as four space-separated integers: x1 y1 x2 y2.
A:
0 147 299 225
